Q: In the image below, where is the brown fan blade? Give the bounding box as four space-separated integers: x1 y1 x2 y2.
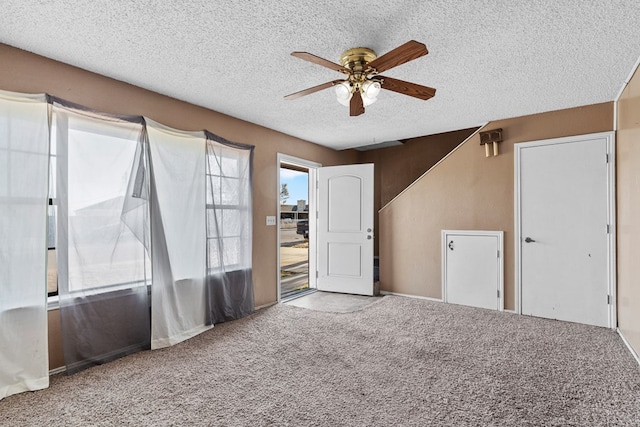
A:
291 52 351 74
284 80 346 100
378 76 436 100
367 40 428 74
350 93 365 116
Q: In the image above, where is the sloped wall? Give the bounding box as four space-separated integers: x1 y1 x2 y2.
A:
616 65 640 358
357 128 477 256
379 103 613 310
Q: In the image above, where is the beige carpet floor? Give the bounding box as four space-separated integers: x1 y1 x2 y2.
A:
2 295 639 426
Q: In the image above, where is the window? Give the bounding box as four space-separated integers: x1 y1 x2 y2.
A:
52 110 150 294
206 142 249 272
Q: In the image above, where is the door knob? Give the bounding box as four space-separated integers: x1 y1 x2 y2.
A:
524 237 536 243
448 240 454 250
367 235 372 240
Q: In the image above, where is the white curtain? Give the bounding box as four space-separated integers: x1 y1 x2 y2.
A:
52 102 151 373
147 120 210 349
0 90 50 399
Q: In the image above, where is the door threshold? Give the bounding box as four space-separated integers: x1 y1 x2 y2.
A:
281 288 316 303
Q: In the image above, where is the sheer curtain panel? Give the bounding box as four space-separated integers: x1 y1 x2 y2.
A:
205 132 254 324
53 101 151 374
147 121 210 349
0 90 50 399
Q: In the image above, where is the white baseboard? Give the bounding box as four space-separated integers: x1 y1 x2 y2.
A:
381 292 518 314
379 291 443 303
49 366 66 376
617 328 640 367
255 301 277 311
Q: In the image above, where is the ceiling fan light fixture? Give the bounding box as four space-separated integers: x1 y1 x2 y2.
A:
362 80 381 106
335 81 353 106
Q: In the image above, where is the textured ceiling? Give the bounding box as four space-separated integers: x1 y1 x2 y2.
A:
2 1 640 150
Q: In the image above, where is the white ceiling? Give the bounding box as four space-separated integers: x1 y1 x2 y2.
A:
2 1 640 150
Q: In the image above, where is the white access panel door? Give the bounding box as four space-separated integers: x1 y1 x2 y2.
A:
317 164 374 296
443 231 503 311
518 134 611 327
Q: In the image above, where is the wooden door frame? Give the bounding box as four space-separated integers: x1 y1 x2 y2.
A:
441 229 504 311
276 154 320 303
514 131 616 328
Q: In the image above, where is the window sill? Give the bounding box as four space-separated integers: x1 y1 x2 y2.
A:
47 282 150 311
47 295 59 311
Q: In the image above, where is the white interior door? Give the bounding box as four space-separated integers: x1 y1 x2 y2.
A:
317 164 374 295
443 231 503 310
516 133 613 328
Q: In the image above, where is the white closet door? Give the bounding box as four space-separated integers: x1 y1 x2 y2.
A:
517 134 611 328
443 230 503 311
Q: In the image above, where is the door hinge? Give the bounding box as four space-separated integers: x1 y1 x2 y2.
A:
497 290 500 298
316 271 319 278
497 250 500 258
606 224 610 234
606 153 609 163
607 294 611 305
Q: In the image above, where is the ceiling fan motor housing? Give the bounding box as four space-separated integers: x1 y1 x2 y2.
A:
340 47 377 69
340 48 378 93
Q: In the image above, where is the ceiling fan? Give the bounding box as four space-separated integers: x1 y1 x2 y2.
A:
284 40 436 117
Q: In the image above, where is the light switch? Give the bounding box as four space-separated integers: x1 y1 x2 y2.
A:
266 216 276 226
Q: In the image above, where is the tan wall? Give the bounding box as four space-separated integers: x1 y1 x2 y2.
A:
47 309 64 370
616 65 640 357
379 103 613 309
0 43 355 368
358 128 477 255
